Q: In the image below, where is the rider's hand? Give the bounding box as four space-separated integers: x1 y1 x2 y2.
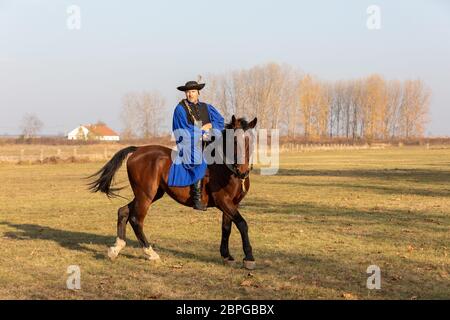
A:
202 130 212 141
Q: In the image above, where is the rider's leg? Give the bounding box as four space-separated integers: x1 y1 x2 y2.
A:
190 178 207 211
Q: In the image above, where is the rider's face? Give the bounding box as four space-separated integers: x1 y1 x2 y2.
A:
185 90 199 104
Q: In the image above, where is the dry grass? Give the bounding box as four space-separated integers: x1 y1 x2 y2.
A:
0 146 448 299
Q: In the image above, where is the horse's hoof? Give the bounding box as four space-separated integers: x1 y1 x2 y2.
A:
223 257 235 266
107 247 119 260
108 238 126 260
243 260 256 270
146 254 161 261
143 247 160 261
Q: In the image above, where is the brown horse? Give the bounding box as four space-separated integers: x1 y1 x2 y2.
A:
87 115 257 269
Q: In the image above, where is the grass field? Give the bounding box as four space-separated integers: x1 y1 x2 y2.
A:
0 146 448 299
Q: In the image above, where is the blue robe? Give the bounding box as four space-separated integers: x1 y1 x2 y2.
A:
168 102 224 187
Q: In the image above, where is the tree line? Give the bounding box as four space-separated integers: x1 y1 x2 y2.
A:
121 62 430 140
200 63 430 140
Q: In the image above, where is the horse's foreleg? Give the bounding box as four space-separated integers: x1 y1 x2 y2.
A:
233 211 255 269
107 201 132 260
220 213 234 265
217 198 255 270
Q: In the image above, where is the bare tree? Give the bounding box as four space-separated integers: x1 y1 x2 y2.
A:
120 91 165 139
139 91 165 138
399 79 430 138
121 93 139 139
281 65 302 137
298 74 330 138
20 113 43 138
331 80 350 137
361 74 388 140
350 79 364 139
386 80 403 139
201 73 234 121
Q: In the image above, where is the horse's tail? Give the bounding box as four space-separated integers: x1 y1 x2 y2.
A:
86 146 138 199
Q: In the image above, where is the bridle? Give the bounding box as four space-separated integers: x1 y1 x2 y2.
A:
225 163 252 180
225 163 253 193
222 129 254 192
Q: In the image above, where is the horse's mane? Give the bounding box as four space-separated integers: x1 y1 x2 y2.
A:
224 117 249 130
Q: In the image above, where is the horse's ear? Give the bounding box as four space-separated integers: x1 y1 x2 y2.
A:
231 115 237 126
248 117 257 129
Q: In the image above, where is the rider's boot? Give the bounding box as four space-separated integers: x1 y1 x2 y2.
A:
190 179 207 211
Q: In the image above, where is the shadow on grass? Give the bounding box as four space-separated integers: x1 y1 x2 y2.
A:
0 221 133 258
0 221 223 265
274 168 450 185
0 222 447 298
241 198 449 239
270 180 450 198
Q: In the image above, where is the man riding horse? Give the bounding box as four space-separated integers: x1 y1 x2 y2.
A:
87 80 258 269
168 80 224 211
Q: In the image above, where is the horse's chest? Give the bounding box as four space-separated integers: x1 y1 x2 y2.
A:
204 169 249 206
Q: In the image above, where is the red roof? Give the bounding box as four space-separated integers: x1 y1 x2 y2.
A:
85 124 118 137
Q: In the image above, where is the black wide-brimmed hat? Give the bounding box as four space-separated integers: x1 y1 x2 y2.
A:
177 80 205 92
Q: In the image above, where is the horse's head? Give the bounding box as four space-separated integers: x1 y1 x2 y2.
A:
223 115 257 179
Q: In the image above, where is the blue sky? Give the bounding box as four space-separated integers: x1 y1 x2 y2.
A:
1 0 449 135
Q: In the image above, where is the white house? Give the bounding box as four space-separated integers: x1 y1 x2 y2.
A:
67 123 120 141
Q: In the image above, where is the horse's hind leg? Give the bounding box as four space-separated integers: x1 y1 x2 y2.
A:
108 201 133 260
129 192 160 260
220 213 235 265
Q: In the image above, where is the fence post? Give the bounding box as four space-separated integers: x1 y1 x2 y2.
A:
57 148 61 157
